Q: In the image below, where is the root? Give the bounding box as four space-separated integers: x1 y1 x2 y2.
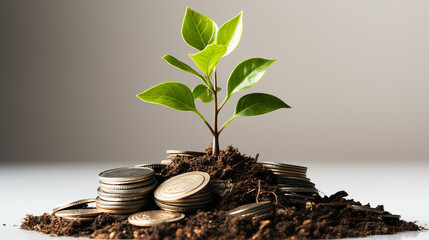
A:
256 180 261 203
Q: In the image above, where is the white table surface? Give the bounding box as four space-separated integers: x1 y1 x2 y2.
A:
1 162 428 239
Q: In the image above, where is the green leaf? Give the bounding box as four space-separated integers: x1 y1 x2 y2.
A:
137 82 196 111
192 84 221 103
182 7 218 51
227 58 275 98
162 55 207 85
220 93 290 131
189 43 227 77
216 11 243 57
235 93 290 117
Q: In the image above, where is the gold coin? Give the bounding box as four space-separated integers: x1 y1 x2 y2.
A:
54 208 102 218
128 210 185 227
154 171 210 202
52 198 96 213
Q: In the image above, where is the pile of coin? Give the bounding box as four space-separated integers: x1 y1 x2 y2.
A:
162 150 206 164
128 210 185 227
96 167 158 214
227 201 274 220
154 171 213 212
259 161 318 202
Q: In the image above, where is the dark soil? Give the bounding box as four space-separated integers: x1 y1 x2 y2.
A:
21 146 422 239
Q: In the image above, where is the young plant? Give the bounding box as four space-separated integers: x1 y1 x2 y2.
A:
137 7 290 156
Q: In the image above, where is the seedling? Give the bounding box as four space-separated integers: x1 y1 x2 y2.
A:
137 7 290 156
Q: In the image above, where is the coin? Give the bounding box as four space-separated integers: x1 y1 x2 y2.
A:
155 201 208 212
52 198 96 213
61 216 96 221
99 167 154 184
155 198 212 207
99 177 156 190
259 161 307 171
227 201 273 216
279 187 319 194
154 171 210 201
96 206 143 214
135 163 166 170
55 208 102 218
166 150 205 155
99 179 158 194
97 187 149 197
351 205 385 214
128 210 185 227
96 197 147 207
96 203 146 210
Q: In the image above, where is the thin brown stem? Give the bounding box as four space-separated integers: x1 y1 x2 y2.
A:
212 70 220 156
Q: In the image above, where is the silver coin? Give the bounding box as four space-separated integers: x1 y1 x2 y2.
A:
99 167 154 184
99 179 158 194
96 206 143 214
97 187 151 199
240 206 273 218
154 171 210 202
155 201 209 212
55 208 102 218
128 210 185 227
259 161 307 171
279 187 319 194
96 203 147 210
351 205 385 214
99 177 156 190
227 201 273 216
60 216 96 221
96 197 148 207
52 198 96 213
135 163 167 169
155 197 212 207
166 150 205 155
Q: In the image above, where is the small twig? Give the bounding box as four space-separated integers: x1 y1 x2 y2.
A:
245 189 256 195
254 153 259 162
256 180 261 203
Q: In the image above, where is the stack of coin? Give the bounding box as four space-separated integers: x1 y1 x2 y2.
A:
96 167 158 214
154 171 213 212
128 210 185 227
227 201 274 220
259 161 318 202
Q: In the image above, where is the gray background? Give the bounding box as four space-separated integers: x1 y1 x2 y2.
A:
1 0 428 165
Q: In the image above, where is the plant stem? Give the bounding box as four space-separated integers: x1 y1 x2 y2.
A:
212 70 220 156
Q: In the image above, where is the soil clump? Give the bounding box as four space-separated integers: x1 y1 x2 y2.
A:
21 146 422 239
